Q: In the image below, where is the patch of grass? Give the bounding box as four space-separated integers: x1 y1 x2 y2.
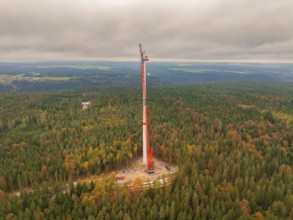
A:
75 65 112 70
177 64 192 67
36 65 112 71
42 77 72 81
169 68 204 73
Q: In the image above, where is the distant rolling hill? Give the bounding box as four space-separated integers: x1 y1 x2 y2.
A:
0 61 292 92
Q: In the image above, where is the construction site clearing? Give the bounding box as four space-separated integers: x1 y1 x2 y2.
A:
72 157 178 191
11 158 177 197
117 158 177 186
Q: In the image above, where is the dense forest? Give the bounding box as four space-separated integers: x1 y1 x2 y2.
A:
0 83 292 219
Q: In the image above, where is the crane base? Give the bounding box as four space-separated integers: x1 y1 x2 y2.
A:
145 169 155 175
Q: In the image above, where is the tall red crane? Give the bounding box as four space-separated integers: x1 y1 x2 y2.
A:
139 43 154 172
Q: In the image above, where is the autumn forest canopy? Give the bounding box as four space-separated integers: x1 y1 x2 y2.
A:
0 81 292 219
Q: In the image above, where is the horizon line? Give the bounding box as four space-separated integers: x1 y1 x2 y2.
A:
0 58 292 64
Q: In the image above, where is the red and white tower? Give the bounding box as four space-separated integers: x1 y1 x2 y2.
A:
139 43 153 171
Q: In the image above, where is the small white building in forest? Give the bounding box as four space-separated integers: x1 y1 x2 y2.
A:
82 101 91 111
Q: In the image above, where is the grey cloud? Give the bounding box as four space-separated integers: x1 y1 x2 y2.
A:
0 0 292 62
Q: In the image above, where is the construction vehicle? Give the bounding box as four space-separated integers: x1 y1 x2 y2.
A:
115 176 125 180
165 164 171 171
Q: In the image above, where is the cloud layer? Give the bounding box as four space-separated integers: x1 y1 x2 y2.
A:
0 0 292 62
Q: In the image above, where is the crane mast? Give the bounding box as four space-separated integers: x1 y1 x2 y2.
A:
139 43 153 171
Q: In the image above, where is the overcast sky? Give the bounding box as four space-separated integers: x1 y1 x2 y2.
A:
0 0 292 62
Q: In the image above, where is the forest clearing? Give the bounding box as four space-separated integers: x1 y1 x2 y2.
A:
11 157 178 197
